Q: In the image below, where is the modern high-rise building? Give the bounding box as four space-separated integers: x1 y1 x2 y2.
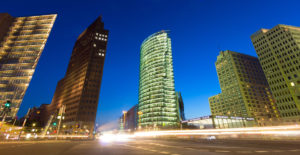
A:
176 92 185 121
251 24 300 123
138 31 179 129
209 50 279 126
48 16 108 134
0 13 56 119
120 105 138 131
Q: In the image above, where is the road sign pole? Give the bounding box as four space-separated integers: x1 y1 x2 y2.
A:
18 108 31 140
56 105 65 140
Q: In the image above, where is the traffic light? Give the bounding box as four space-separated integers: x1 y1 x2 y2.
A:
4 101 11 108
53 122 57 126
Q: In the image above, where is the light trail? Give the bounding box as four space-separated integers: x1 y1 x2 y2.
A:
134 125 300 137
19 134 89 138
99 133 135 143
94 125 300 143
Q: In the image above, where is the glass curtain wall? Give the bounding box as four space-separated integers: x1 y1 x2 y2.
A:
138 31 178 129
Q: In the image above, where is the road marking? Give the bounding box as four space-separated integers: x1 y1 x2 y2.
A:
149 149 158 152
255 150 269 153
215 150 230 153
160 151 170 154
119 144 172 154
289 149 300 152
236 151 252 153
197 149 209 152
272 150 283 152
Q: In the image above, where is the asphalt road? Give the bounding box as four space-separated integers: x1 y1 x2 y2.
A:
1 138 300 155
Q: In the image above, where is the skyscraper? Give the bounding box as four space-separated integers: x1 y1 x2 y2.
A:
251 24 300 124
138 31 179 129
0 13 56 118
48 16 108 134
209 50 279 126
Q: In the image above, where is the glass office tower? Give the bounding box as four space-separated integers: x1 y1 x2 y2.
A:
0 13 56 118
138 31 179 129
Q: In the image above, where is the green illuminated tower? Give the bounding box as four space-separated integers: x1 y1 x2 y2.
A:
138 31 179 129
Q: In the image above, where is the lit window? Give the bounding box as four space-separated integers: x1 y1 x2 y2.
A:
93 44 96 47
96 33 99 35
291 82 295 87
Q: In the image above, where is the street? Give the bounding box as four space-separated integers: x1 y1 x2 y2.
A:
1 138 300 155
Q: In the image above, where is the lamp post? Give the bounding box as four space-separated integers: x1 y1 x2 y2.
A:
56 105 65 140
18 108 31 140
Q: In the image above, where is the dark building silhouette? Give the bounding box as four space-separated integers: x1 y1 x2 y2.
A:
26 104 50 127
176 92 185 121
48 16 108 134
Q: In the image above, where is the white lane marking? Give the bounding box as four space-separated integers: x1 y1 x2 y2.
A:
255 150 269 153
215 150 230 152
289 149 300 152
272 150 283 152
119 144 170 154
236 151 252 153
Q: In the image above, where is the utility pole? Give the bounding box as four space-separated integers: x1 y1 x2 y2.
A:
1 100 12 123
41 115 54 138
56 105 65 140
12 117 17 126
0 101 12 130
18 108 31 140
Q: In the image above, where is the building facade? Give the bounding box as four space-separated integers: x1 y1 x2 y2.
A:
209 50 279 126
48 16 108 134
251 24 300 123
120 105 138 131
0 13 56 118
182 115 256 129
26 103 49 128
138 31 179 129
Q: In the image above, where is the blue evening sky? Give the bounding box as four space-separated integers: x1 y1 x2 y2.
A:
1 0 299 125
